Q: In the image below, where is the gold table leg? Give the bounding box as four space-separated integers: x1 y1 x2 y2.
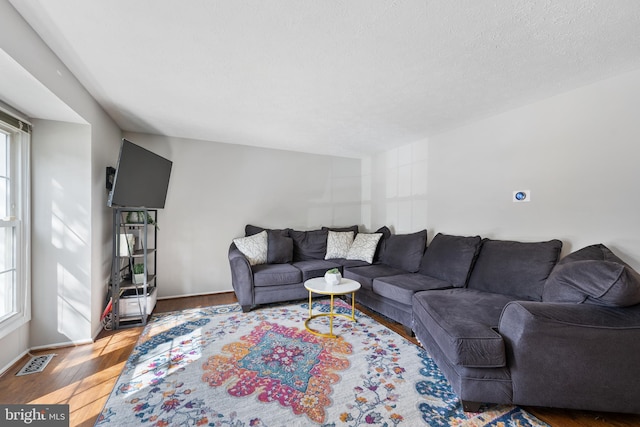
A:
350 292 355 320
304 291 357 339
329 294 334 336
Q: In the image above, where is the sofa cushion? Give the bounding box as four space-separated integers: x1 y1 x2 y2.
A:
556 243 616 264
267 232 293 264
293 259 343 282
467 239 562 301
412 289 516 367
333 258 371 268
346 233 382 263
418 233 482 287
344 264 407 290
543 244 640 307
290 229 329 261
245 224 289 237
380 229 428 273
233 231 268 266
325 231 355 259
252 263 302 287
373 274 452 306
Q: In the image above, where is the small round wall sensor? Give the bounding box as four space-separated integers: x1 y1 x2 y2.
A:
515 191 527 201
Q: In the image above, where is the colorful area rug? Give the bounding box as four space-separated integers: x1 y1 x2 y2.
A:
96 300 549 426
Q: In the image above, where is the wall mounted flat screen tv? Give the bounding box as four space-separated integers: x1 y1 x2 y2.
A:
107 139 173 209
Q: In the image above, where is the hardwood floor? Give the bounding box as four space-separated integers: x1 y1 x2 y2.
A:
0 292 638 427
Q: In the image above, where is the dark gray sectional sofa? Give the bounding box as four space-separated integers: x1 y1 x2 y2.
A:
228 224 369 312
228 224 640 414
345 231 480 334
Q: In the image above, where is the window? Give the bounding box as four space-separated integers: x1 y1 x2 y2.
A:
0 112 30 339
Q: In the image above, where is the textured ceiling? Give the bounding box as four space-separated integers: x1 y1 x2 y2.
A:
8 0 640 157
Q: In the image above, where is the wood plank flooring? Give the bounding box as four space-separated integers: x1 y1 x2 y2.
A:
0 292 638 427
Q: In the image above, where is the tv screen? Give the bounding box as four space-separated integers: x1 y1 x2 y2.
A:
107 139 173 209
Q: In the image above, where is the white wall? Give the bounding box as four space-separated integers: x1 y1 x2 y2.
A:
362 140 429 234
365 68 640 270
0 0 121 363
1 0 639 371
31 120 92 346
123 132 362 297
90 119 122 339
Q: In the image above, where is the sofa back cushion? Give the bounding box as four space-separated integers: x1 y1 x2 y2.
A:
289 229 329 261
543 244 640 307
245 224 289 237
467 238 562 300
418 233 482 287
380 229 427 273
267 232 294 264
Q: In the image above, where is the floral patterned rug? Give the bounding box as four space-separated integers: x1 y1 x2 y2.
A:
95 300 549 426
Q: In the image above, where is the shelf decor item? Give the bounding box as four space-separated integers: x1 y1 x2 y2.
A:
119 233 135 257
126 210 158 228
324 268 342 285
132 263 145 284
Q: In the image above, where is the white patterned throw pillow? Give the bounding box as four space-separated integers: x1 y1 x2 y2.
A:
325 231 355 259
233 230 268 265
347 232 382 263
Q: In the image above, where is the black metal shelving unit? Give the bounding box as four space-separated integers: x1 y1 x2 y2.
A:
110 208 158 329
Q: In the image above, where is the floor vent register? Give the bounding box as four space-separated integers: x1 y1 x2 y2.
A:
15 354 56 376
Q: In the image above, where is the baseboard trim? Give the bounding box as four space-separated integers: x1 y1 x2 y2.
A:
0 349 29 377
1 291 237 376
1 338 96 377
157 289 235 300
30 338 94 352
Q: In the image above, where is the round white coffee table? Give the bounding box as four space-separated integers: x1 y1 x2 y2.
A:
304 277 361 338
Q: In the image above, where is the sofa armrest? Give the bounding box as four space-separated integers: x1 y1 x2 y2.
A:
228 243 254 310
499 301 640 412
